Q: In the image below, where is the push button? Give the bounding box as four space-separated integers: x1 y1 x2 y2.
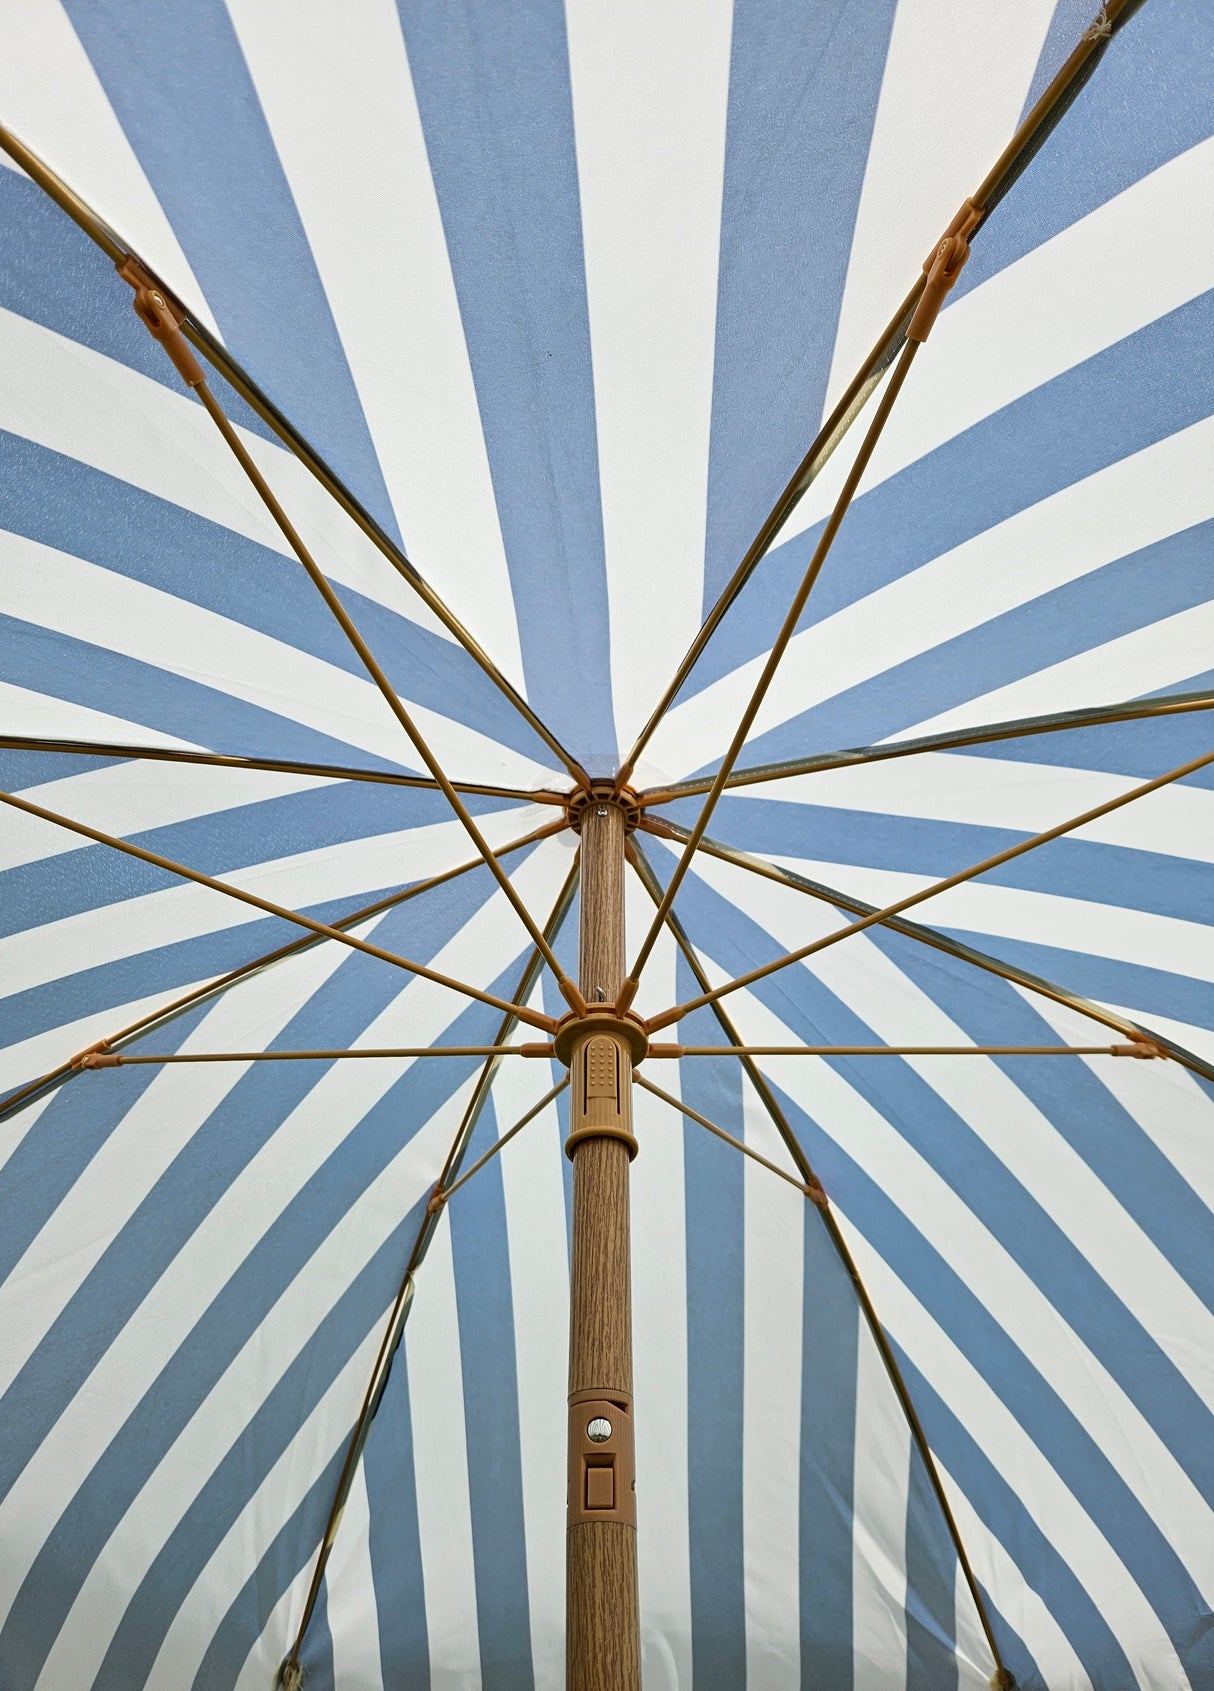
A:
585 1466 615 1511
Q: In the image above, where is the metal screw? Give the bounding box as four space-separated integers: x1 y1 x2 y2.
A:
596 805 608 816
587 1417 612 1443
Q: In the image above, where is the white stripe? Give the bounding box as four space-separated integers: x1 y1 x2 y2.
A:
327 1460 385 1691
405 1216 482 1688
823 0 1054 419
0 805 548 998
0 305 453 640
0 680 200 753
846 1241 1191 1691
730 752 1214 867
622 877 693 1691
565 0 732 756
852 1327 910 1691
3 530 549 787
492 1021 569 1691
645 412 1214 783
801 135 1214 545
905 600 1214 740
743 1146 803 1691
0 0 219 335
144 1329 384 1691
945 1481 1090 1691
224 0 526 692
4 761 338 873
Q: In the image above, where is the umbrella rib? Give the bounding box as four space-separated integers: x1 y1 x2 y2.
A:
84 1046 552 1065
617 0 1146 790
281 854 579 1680
637 821 1214 1088
0 787 560 1032
642 689 1214 802
173 370 583 1012
659 1044 1151 1058
0 819 561 1125
620 338 923 1003
647 744 1214 1035
438 1075 570 1201
626 838 1014 1684
633 1071 809 1193
0 122 588 792
0 733 564 804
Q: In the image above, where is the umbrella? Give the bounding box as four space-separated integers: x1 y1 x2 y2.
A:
0 0 1211 1686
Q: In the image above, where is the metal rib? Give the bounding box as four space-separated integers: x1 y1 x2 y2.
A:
0 787 557 1031
626 839 1015 1684
649 746 1214 1033
0 121 588 789
618 0 1146 789
282 857 579 1677
643 689 1214 802
0 733 563 804
634 1072 809 1192
0 820 562 1125
623 340 920 993
189 379 580 1005
642 822 1214 1088
440 1076 570 1201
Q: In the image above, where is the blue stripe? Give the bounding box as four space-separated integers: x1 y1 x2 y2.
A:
686 286 1214 706
703 0 896 612
798 1205 857 1686
448 1111 533 1689
0 1005 204 1288
301 1565 336 1691
0 893 397 1055
63 0 400 541
680 990 746 1688
396 0 614 765
958 710 1214 786
364 1355 429 1685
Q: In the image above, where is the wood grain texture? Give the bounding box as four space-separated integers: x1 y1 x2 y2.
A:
579 801 626 998
568 1134 633 1396
567 1522 641 1691
568 799 640 1688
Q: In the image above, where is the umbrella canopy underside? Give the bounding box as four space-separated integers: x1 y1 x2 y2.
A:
0 2 1212 1688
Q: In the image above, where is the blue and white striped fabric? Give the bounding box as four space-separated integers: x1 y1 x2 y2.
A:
1 2 1212 1687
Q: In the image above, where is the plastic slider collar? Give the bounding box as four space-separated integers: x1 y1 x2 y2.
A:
907 200 983 343
117 255 206 387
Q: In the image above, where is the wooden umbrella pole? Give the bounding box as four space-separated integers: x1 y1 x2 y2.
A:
566 796 641 1690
